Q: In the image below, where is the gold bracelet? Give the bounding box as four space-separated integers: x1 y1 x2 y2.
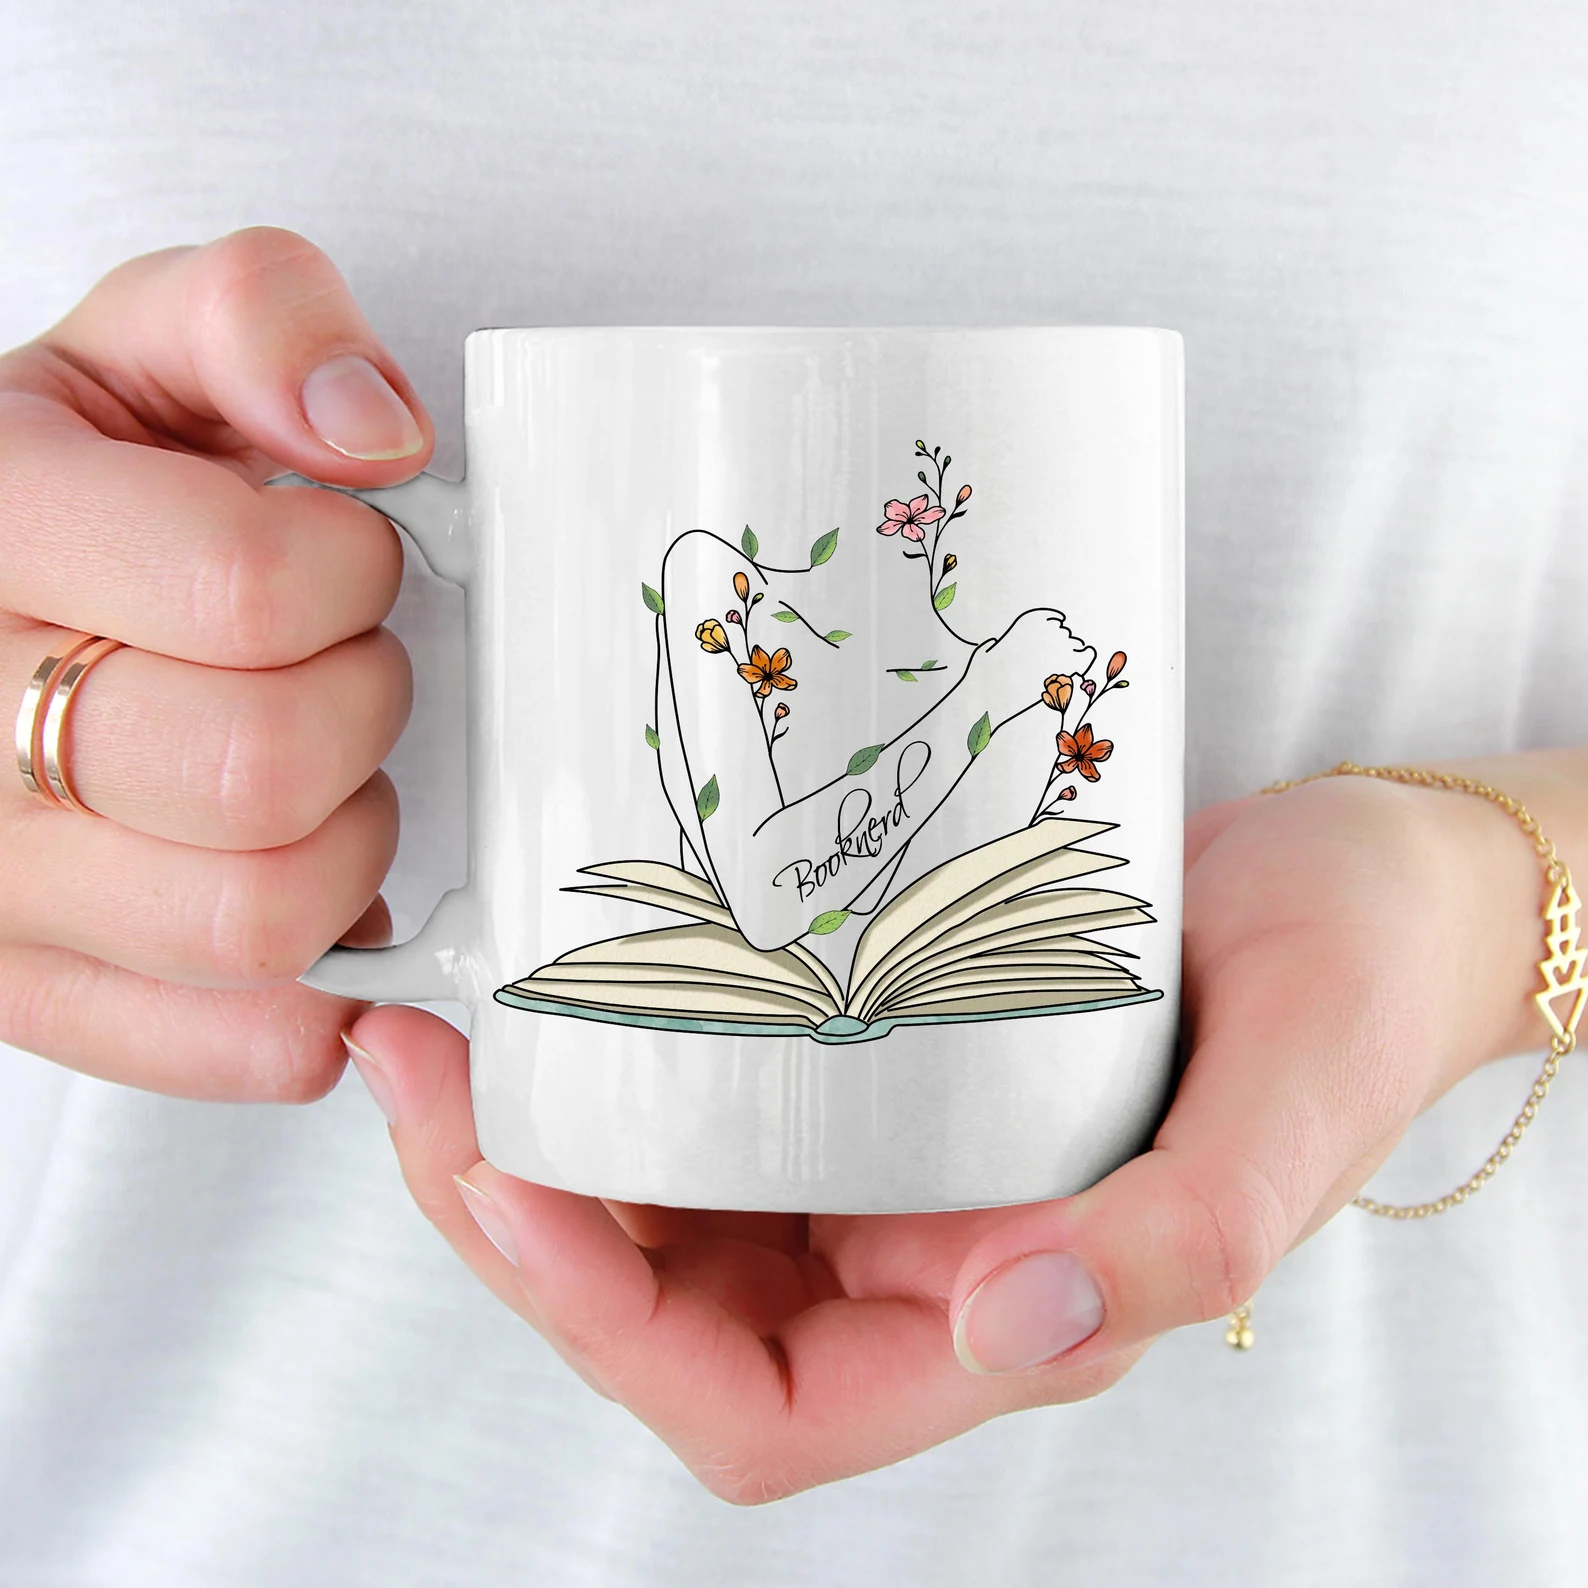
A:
1222 761 1586 1352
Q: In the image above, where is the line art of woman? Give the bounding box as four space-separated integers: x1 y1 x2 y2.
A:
650 442 1132 955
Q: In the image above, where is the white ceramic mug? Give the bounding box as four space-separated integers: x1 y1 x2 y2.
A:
303 327 1184 1213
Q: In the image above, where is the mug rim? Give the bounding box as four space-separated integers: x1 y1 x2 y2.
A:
463 322 1183 341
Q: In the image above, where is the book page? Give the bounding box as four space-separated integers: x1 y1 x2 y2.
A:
876 933 1137 997
878 931 1136 988
569 867 848 1008
885 951 1131 999
525 967 835 1023
906 918 1146 971
557 922 837 1001
577 859 726 907
888 986 1150 1018
904 889 1151 957
889 963 1139 1008
848 819 1112 994
508 975 827 1026
851 857 1141 1017
858 893 1152 1021
568 876 736 929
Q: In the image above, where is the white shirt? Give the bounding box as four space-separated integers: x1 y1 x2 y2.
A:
2 3 1586 1582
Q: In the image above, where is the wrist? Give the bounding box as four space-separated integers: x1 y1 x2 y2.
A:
1263 760 1561 1090
1418 782 1541 1069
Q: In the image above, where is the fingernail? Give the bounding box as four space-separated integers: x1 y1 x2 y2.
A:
300 354 423 460
953 1252 1105 1375
455 1174 520 1268
342 1032 398 1126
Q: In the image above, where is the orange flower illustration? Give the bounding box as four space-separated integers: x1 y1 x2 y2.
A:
1106 650 1127 680
738 645 797 697
734 571 751 602
695 618 729 653
1042 673 1072 712
1055 723 1113 782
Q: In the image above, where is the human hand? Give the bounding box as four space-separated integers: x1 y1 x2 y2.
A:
346 755 1570 1502
0 228 429 1099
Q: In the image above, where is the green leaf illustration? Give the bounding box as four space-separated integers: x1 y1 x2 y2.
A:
846 744 884 776
933 582 957 611
809 527 840 567
741 525 758 558
641 582 665 615
773 609 800 622
809 909 850 936
922 659 937 669
696 775 720 821
1114 678 1131 688
896 670 917 682
644 724 659 750
824 629 851 643
967 712 992 757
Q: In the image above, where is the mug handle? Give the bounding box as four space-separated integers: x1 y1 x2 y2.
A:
271 471 479 1005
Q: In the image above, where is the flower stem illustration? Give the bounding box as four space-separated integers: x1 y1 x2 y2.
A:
877 439 975 657
873 439 1132 820
1029 650 1130 821
696 567 797 807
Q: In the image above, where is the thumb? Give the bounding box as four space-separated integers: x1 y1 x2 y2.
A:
42 226 432 486
945 932 1419 1376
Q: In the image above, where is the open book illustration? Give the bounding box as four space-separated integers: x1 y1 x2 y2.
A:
496 819 1162 1044
498 438 1162 1042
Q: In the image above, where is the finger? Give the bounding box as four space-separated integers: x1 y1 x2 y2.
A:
31 227 433 485
340 1005 559 1336
338 893 393 949
1 622 412 848
351 1006 1149 1502
0 940 361 1102
461 1161 1148 1501
0 414 405 666
350 1020 825 1329
1 772 399 986
947 924 1428 1376
598 1200 812 1258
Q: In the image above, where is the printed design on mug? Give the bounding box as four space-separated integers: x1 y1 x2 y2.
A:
496 440 1163 1045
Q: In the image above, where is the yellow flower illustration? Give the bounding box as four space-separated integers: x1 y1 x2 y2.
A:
695 618 729 653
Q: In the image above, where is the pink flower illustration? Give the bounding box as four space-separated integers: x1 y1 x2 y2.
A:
876 494 946 542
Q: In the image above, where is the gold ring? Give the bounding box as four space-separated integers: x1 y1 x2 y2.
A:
13 631 97 799
39 636 123 814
